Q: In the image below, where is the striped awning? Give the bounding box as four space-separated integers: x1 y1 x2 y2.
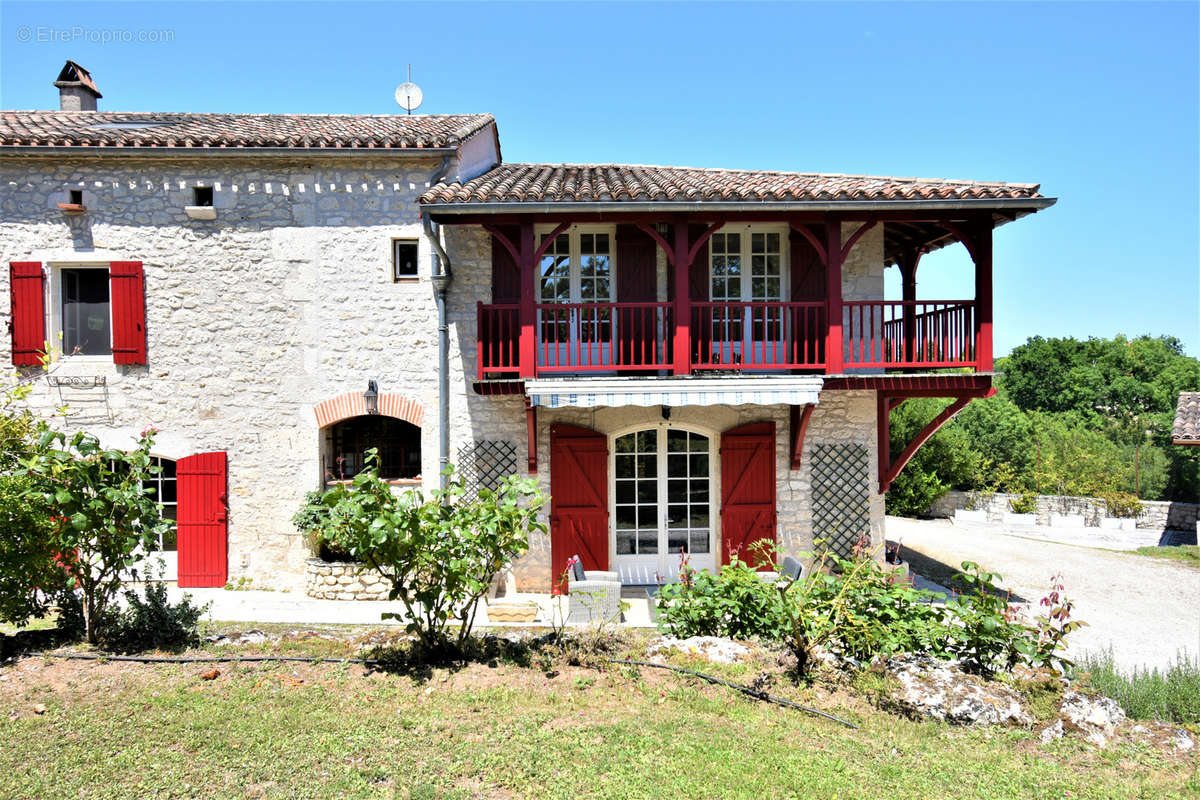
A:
525 376 823 409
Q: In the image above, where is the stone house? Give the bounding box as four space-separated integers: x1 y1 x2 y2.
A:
1 62 1054 592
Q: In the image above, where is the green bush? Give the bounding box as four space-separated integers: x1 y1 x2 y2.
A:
98 578 210 654
0 473 69 628
292 490 354 562
1008 491 1038 515
1076 649 1200 724
655 555 787 640
1101 491 1143 519
315 451 546 657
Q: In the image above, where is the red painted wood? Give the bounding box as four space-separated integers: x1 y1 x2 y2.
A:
488 225 521 303
720 421 776 569
973 220 994 372
880 396 971 493
517 222 536 379
176 451 228 588
9 262 45 366
790 227 826 302
549 424 609 593
672 221 693 375
109 261 147 365
824 217 845 373
789 404 814 470
525 399 537 474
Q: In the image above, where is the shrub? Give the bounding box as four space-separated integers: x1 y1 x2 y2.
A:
656 554 787 640
21 428 170 643
1076 649 1200 724
316 452 546 657
0 473 69 628
1008 491 1038 515
292 490 354 562
98 576 209 653
1101 491 1143 519
942 562 1036 676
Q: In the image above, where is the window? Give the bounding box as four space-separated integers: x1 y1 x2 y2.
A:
710 229 784 303
328 416 421 481
142 456 178 552
192 186 214 207
538 227 614 304
393 239 418 280
61 267 111 356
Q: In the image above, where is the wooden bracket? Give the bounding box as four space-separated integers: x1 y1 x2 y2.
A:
878 393 976 493
789 404 814 470
525 398 537 474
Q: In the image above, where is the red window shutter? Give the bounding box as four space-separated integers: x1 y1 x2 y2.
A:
109 261 146 365
491 226 521 304
549 423 609 592
177 451 228 588
720 421 777 569
9 262 45 366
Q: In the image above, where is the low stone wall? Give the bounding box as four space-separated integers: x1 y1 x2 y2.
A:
304 558 391 601
926 491 1199 532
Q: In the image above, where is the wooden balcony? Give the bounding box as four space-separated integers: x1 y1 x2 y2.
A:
477 299 982 379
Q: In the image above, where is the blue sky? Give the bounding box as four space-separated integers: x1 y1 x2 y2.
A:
2 1 1197 357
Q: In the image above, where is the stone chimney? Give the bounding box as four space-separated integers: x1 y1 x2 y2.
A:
53 60 102 111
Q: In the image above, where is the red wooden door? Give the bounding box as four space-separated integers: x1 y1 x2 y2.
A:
9 262 45 366
720 421 777 569
176 451 228 588
550 423 609 592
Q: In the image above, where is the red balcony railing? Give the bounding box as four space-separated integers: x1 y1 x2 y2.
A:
690 302 826 369
477 299 979 378
845 300 976 368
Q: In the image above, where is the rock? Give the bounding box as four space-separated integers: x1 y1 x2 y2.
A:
1039 719 1064 744
1175 731 1194 752
31 703 46 715
1058 690 1125 747
199 668 220 681
880 654 1033 727
647 636 751 664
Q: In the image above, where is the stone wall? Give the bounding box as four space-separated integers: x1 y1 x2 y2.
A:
927 490 1199 532
0 154 458 590
304 559 390 601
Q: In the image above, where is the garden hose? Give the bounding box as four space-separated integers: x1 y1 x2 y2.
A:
12 650 858 728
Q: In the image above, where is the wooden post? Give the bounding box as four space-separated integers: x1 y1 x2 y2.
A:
824 215 844 373
973 219 994 372
525 398 537 474
518 220 536 379
877 394 891 492
899 249 920 364
672 218 692 375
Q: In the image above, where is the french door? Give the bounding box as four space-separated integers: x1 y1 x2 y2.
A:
612 425 716 584
538 228 615 368
708 228 788 367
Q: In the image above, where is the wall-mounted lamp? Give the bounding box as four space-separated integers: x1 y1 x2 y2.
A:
364 380 379 415
661 405 671 420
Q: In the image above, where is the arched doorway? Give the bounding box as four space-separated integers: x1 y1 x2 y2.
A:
611 424 717 583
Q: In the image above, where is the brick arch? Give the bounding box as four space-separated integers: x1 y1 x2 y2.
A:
313 392 425 429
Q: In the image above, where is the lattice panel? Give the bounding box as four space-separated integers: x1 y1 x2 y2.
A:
456 440 518 501
811 443 871 560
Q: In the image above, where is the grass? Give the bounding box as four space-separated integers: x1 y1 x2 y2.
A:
1130 545 1200 569
1076 648 1200 725
0 626 1196 799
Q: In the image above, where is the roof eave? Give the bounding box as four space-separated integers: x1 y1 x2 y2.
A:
0 145 461 159
421 197 1058 217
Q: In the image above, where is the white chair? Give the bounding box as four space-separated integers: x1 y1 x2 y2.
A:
566 555 623 625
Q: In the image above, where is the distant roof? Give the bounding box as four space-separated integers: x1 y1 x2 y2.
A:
1173 392 1200 445
0 111 495 151
420 163 1048 206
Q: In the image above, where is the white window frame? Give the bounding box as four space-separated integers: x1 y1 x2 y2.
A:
49 262 113 361
536 224 617 304
708 223 789 303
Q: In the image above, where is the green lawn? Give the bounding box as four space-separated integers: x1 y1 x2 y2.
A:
0 629 1196 799
1131 545 1200 569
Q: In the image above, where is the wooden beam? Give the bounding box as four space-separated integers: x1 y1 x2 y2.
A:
525 398 537 474
482 223 520 266
839 219 878 263
789 404 815 470
634 222 675 265
788 221 828 266
825 215 845 373
879 395 973 493
517 220 536 379
672 218 692 375
973 220 994 372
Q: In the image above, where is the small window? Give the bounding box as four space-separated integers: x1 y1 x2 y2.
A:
142 457 178 552
192 186 214 207
61 267 111 356
393 239 418 280
328 416 421 481
68 189 83 205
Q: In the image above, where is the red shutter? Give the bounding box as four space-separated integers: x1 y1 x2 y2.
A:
177 451 228 588
550 424 609 592
720 421 777 569
616 225 659 368
790 227 826 302
687 224 709 302
9 262 45 366
109 261 146 365
491 226 521 304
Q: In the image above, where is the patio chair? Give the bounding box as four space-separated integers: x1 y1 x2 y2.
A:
566 556 623 625
756 555 805 586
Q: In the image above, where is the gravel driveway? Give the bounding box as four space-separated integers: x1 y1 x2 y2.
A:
887 516 1200 672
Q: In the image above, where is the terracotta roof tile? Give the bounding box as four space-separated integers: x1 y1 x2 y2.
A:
1173 392 1200 444
420 163 1044 205
0 111 494 150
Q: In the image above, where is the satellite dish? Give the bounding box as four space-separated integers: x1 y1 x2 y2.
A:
395 82 423 114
